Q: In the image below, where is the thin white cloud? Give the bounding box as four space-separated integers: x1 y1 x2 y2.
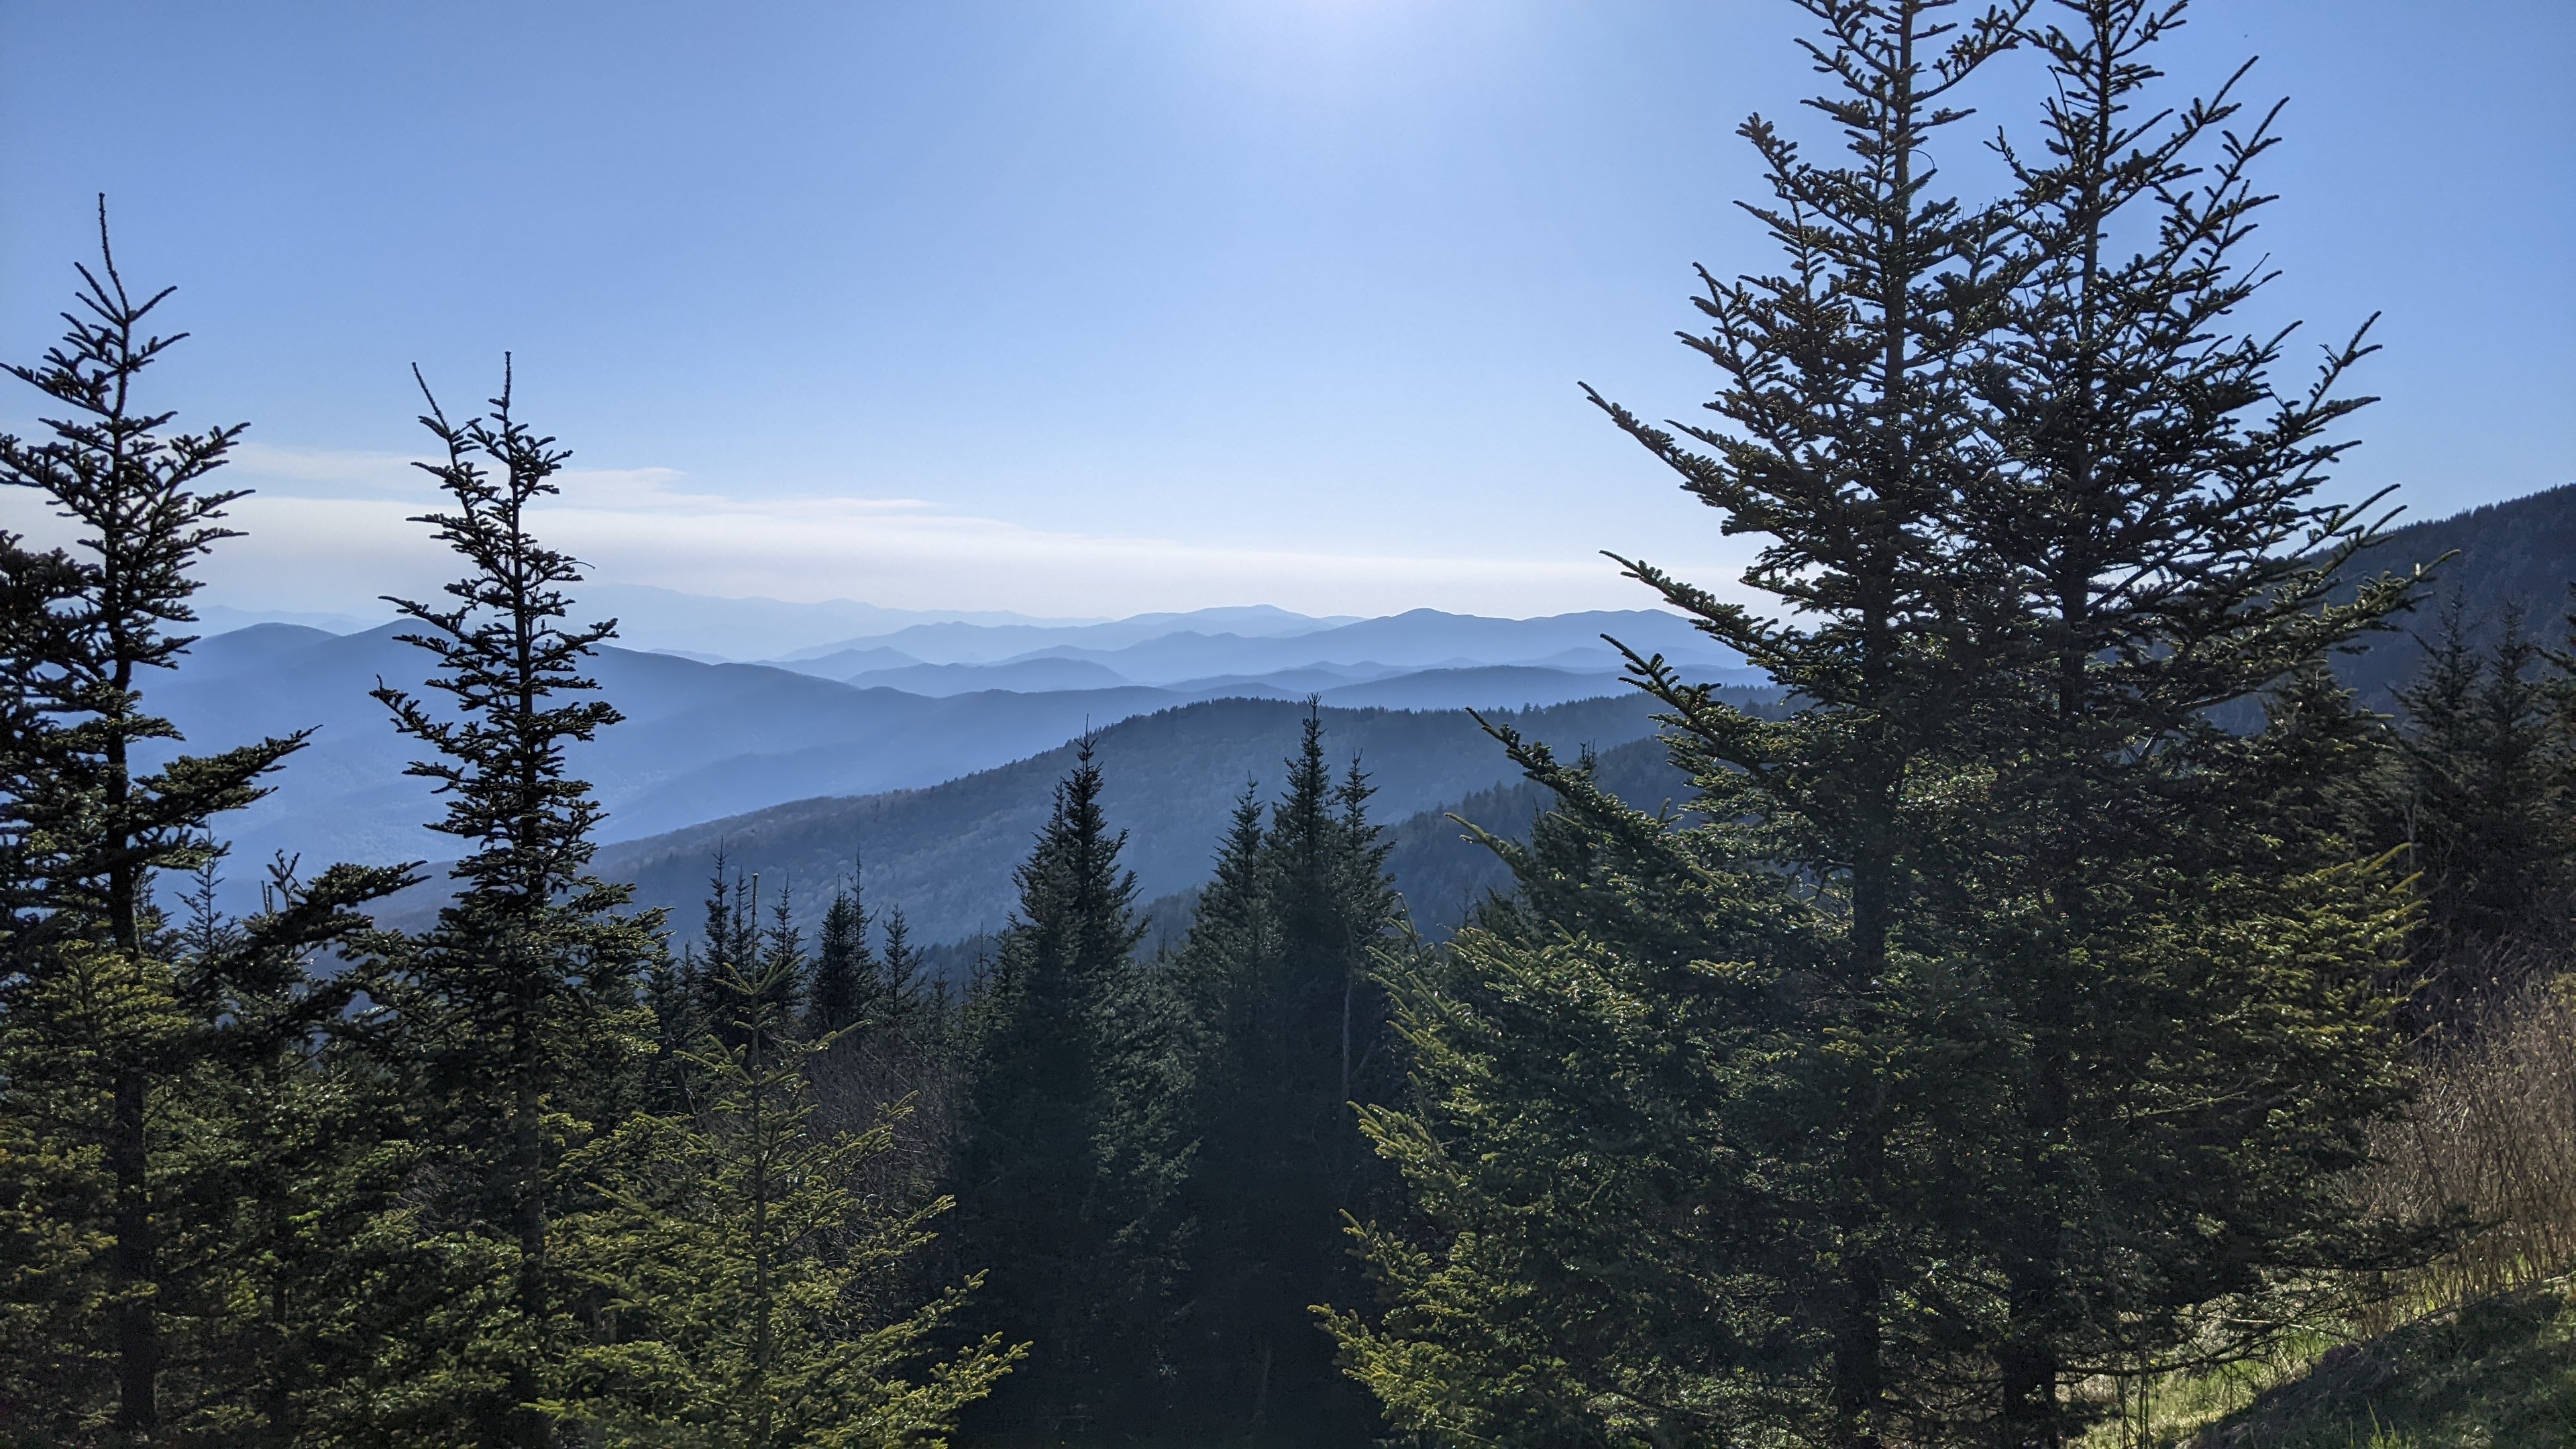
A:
3 443 1761 621
225 441 431 494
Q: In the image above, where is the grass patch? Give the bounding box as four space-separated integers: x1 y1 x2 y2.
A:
2091 1282 2576 1448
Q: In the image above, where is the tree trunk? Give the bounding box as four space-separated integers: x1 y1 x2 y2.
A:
511 983 549 1449
111 1062 158 1441
106 708 158 1441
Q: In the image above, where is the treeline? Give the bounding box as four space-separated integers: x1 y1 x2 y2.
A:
7 2 2575 1448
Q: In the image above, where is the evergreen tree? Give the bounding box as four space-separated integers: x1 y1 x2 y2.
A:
149 853 431 1444
951 737 1172 1435
808 864 881 1040
0 210 406 1440
549 903 1018 1445
684 855 775 1055
363 362 661 1447
878 904 930 1042
1568 3 2026 1438
2391 599 2573 1017
1340 3 2425 1444
879 906 918 993
1955 3 2424 1436
748 881 810 1045
1175 716 1401 1442
1332 733 1833 1446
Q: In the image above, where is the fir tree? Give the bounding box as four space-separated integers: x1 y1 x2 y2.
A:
808 864 880 1039
1175 715 1401 1441
685 856 774 1055
878 903 928 1039
951 737 1172 1434
2392 598 2573 1017
1956 2 2422 1435
0 209 407 1440
364 361 662 1447
150 853 430 1444
1332 732 1829 1446
1340 3 2424 1444
749 881 810 1044
1570 3 2027 1438
549 903 1018 1444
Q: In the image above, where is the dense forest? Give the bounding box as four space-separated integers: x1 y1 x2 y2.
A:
6 1 2575 1446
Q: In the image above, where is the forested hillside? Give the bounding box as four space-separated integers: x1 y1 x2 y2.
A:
577 694 1714 948
2339 482 2576 702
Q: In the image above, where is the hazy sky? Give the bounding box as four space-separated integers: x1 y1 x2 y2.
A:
4 1 2570 620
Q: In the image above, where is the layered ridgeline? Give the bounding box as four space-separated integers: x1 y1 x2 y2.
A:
582 699 1715 952
156 604 1754 882
183 484 2575 945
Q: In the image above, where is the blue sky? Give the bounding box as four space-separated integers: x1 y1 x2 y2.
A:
3 1 2570 620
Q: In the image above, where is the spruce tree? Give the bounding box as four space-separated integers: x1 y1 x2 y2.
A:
364 362 661 1447
1342 3 2425 1444
951 737 1172 1434
682 855 771 1054
879 906 919 995
807 865 880 1039
1956 2 2422 1436
549 903 1018 1444
1336 729 1848 1445
150 853 429 1444
0 210 407 1440
2392 599 2573 1018
747 881 810 1046
1175 715 1401 1441
878 903 930 1040
1570 3 2026 1438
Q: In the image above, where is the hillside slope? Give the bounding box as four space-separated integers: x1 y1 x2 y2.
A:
581 694 1685 947
2339 482 2576 703
2192 1285 2576 1448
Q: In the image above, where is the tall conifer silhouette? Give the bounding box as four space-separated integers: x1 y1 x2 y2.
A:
0 207 409 1439
368 361 660 1447
953 737 1163 1431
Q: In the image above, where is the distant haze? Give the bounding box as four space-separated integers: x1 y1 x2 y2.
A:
152 601 1751 910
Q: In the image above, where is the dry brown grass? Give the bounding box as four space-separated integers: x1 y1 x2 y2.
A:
2078 979 2576 1446
2349 980 2576 1331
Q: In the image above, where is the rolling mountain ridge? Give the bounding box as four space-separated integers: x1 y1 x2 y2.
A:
573 693 1688 950
157 606 1745 912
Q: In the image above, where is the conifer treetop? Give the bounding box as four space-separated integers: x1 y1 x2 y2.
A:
374 358 623 904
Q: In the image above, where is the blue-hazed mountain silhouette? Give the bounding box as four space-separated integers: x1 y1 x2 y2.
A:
158 608 1746 910
583 583 1088 657
172 486 2576 936
159 623 1184 874
566 694 1697 950
769 604 1356 665
839 657 1138 695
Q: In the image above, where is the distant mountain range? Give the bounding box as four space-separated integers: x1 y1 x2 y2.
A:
762 608 1754 690
766 604 1358 665
568 694 1709 950
158 605 1750 914
174 482 2574 949
194 588 1354 661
